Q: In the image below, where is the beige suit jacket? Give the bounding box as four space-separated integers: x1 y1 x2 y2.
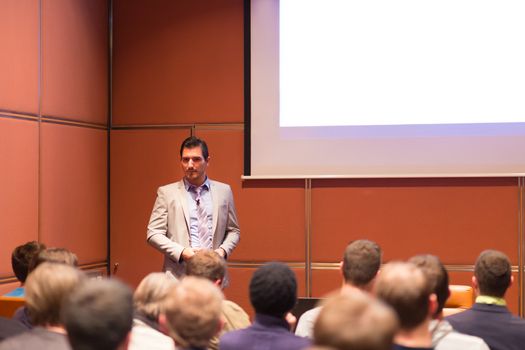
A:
146 179 240 277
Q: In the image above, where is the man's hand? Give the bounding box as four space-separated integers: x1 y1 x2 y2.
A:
215 247 226 258
181 247 196 262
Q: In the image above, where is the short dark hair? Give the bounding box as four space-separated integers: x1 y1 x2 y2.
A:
180 136 209 160
409 254 449 316
475 249 512 298
342 239 381 288
11 241 46 283
29 247 78 272
374 262 432 330
62 279 133 350
249 262 297 318
185 250 226 283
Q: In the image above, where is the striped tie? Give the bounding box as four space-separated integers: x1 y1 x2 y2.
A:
194 186 213 249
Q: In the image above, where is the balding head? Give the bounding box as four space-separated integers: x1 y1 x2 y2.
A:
374 262 433 330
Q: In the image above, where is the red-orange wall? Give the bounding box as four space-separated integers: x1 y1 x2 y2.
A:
0 0 109 290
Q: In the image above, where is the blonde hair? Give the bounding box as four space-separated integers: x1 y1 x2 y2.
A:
133 272 178 319
163 276 223 348
25 262 85 326
314 289 398 350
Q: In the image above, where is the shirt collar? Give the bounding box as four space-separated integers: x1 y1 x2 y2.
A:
476 295 507 306
183 177 210 192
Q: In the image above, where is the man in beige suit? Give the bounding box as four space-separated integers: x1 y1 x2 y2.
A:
147 136 240 278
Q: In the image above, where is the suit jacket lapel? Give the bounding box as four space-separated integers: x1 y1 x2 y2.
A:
176 180 191 231
210 181 219 237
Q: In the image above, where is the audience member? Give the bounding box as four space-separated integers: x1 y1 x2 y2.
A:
447 249 525 350
4 241 46 297
128 273 177 350
62 278 133 350
161 276 224 350
374 261 436 350
12 247 78 329
409 254 489 350
296 239 382 338
185 250 250 350
0 263 85 350
311 289 398 350
220 262 310 350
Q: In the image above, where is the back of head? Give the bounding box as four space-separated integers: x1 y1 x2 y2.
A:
11 241 46 283
185 250 226 284
475 249 511 298
25 262 85 326
133 272 178 321
163 276 223 349
249 262 297 318
342 240 381 289
29 247 78 272
374 262 431 330
313 290 398 350
62 278 133 350
408 254 449 316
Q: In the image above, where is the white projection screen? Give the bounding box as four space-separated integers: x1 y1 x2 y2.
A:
249 0 525 177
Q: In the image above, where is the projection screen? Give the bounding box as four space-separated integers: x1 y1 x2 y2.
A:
249 0 525 177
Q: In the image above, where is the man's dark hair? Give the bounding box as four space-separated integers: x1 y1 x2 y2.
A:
11 241 46 283
374 262 432 330
342 239 381 287
475 249 512 298
250 262 297 318
62 279 133 350
186 250 226 284
180 136 209 160
409 254 449 316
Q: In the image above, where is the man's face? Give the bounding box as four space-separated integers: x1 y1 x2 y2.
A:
181 146 209 186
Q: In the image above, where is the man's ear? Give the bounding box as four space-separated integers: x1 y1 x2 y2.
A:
428 293 438 318
471 275 480 296
510 275 514 287
158 313 170 335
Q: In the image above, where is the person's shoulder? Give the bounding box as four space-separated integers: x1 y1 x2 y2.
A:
219 327 250 347
437 331 490 350
157 181 184 195
223 300 248 315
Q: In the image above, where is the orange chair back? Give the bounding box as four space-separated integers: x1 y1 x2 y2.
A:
443 284 474 316
0 296 25 318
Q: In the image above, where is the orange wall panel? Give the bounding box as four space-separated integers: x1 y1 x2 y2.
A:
40 123 107 264
311 268 342 297
311 178 519 264
0 0 39 114
225 266 307 319
41 0 108 124
112 0 244 125
0 118 39 277
110 128 191 287
234 179 306 262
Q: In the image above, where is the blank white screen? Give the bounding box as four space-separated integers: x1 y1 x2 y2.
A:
251 0 525 177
